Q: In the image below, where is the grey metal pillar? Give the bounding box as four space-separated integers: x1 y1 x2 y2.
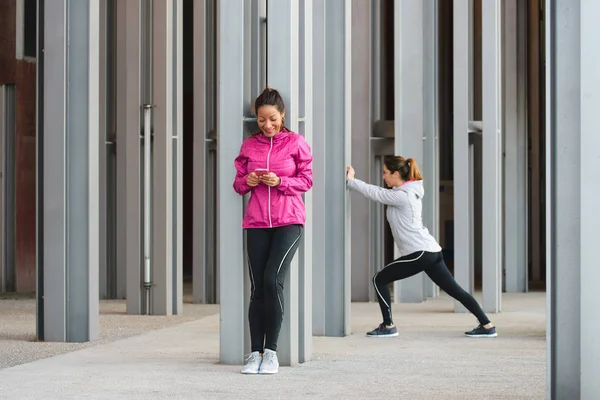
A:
349 0 373 302
217 0 246 364
422 0 440 299
40 0 100 342
312 0 351 337
547 0 600 396
311 0 327 335
172 0 184 315
502 0 527 293
452 0 475 313
0 84 16 293
481 0 502 312
578 1 600 394
266 0 303 366
298 0 314 363
115 0 143 314
151 0 182 316
192 0 217 305
98 0 108 299
151 0 174 316
393 0 426 303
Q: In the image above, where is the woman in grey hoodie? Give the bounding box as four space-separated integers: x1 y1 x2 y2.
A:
346 156 496 338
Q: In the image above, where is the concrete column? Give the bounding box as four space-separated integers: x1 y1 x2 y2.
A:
40 0 100 342
217 0 246 365
452 0 475 313
393 0 426 303
115 0 143 314
481 0 502 312
312 0 352 337
502 0 527 293
422 0 440 299
547 0 600 396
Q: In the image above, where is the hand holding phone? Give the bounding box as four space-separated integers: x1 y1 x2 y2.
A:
254 168 269 177
247 171 260 187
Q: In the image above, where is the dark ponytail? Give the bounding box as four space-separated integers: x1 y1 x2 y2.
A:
383 156 423 181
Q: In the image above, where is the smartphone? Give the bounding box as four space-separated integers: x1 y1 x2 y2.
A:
254 168 269 177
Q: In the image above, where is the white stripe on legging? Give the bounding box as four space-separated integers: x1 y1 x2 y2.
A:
275 230 303 313
372 251 426 315
247 256 255 298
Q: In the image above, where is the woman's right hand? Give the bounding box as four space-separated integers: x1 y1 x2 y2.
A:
247 172 260 187
346 165 356 181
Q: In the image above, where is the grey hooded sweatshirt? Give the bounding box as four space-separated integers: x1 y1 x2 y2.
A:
347 178 441 257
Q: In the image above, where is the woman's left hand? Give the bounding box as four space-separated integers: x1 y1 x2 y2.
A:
260 172 281 187
346 165 355 181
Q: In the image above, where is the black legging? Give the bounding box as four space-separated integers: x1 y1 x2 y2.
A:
246 224 303 353
373 250 491 326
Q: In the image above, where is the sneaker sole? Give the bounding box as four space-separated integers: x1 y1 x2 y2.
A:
465 333 498 338
367 332 399 338
259 369 278 374
241 369 260 374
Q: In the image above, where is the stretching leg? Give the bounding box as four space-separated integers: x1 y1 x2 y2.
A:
424 252 491 325
372 251 429 325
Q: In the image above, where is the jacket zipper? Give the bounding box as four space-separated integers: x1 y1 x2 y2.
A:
266 137 273 228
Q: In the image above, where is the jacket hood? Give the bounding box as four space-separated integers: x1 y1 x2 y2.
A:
397 180 424 199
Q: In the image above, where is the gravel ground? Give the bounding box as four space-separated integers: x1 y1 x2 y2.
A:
0 292 547 399
0 291 219 370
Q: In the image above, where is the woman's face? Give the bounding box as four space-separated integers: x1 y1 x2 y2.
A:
383 165 402 187
257 105 285 138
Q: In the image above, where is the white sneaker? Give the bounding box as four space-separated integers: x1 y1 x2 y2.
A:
259 349 279 374
241 351 262 374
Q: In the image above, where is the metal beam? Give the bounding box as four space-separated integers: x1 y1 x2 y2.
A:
312 0 351 337
452 0 475 313
579 1 600 394
172 0 184 314
115 0 143 315
217 0 246 365
0 85 16 293
481 0 502 312
266 0 301 366
151 0 175 316
98 0 108 299
311 0 327 335
503 0 527 293
422 0 440 299
349 0 373 302
393 0 425 303
298 0 313 363
192 0 217 304
41 0 100 342
547 0 600 396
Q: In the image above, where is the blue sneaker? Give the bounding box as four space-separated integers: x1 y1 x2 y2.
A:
367 323 398 338
465 324 497 338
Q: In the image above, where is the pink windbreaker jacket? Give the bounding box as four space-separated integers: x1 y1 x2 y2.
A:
233 128 313 229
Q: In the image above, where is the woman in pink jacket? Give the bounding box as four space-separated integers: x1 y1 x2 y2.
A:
233 87 313 375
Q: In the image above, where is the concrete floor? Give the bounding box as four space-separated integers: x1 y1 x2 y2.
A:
0 291 546 399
